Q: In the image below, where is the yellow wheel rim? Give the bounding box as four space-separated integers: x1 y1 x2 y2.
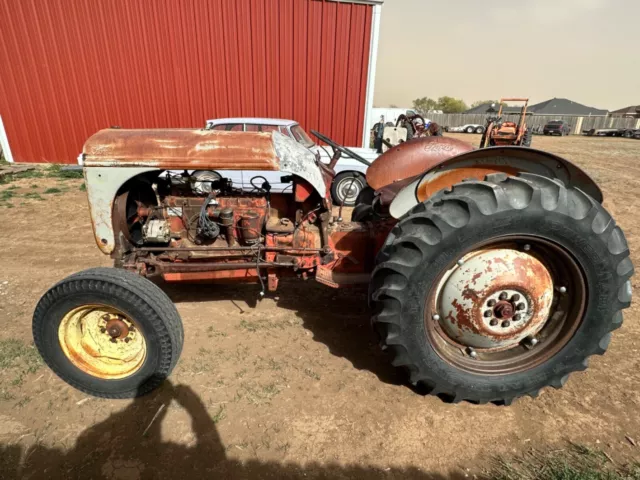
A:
58 305 146 379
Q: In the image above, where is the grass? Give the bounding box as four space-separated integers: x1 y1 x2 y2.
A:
484 444 640 480
211 405 226 424
0 339 43 399
0 190 15 201
79 183 86 191
0 339 43 372
23 192 44 201
43 187 63 194
45 164 83 179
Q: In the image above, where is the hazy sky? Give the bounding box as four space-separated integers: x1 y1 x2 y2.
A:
373 0 639 110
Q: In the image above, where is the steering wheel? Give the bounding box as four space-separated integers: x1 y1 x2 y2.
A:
309 130 371 166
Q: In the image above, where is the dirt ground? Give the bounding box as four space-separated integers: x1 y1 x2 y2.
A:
1 134 639 479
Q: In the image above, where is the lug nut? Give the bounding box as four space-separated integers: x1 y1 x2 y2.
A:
513 314 521 321
490 319 498 326
499 292 508 300
487 299 496 307
501 320 511 328
484 310 492 318
523 244 531 251
516 302 525 310
433 314 441 321
511 294 521 302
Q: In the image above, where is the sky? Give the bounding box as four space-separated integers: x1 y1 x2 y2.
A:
373 0 640 111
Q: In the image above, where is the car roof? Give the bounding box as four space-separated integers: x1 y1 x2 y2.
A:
206 117 298 126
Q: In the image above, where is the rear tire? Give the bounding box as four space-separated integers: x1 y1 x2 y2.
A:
475 126 485 134
370 174 632 404
465 126 474 133
33 268 184 398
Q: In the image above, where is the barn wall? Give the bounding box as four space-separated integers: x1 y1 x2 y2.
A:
0 0 373 163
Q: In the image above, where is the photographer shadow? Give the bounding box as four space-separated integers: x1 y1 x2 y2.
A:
1 381 463 479
162 279 402 387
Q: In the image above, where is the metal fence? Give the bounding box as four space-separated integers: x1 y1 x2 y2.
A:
427 113 639 134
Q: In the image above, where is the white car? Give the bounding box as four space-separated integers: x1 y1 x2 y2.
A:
204 118 378 205
447 124 485 134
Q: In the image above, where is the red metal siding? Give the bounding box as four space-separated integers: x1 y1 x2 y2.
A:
0 0 373 164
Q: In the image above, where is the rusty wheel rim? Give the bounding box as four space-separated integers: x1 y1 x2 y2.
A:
58 305 147 379
425 236 586 375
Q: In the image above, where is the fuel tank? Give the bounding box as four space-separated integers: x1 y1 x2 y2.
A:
365 136 474 191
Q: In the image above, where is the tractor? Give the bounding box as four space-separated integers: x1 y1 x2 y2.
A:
480 98 532 148
33 127 633 405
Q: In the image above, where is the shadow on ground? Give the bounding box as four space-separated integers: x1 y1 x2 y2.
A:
163 279 403 387
1 381 466 479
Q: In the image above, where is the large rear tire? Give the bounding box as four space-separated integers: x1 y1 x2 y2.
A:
370 174 632 404
33 268 184 398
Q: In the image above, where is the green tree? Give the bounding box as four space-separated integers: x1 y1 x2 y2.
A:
436 96 468 113
471 100 498 108
412 97 438 116
389 103 399 108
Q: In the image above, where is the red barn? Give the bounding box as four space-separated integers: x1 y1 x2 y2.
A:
0 0 383 164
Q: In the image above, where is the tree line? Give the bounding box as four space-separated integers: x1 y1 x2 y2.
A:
409 97 502 115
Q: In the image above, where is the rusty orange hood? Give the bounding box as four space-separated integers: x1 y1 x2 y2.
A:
82 128 280 170
366 136 475 191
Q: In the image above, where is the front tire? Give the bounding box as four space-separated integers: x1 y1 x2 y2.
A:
370 174 632 404
331 172 366 207
33 268 184 398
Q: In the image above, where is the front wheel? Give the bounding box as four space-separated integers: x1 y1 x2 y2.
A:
370 174 632 404
33 268 184 398
331 172 366 206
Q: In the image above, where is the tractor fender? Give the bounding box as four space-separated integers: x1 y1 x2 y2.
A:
388 146 603 219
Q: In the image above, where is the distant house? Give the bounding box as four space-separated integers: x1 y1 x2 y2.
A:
464 103 522 114
528 98 608 116
610 105 640 118
464 98 609 117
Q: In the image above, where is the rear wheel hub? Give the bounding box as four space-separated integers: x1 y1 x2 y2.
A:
436 248 554 351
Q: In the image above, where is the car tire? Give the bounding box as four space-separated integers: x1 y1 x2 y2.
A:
33 268 184 398
370 173 632 404
331 172 367 207
465 126 474 133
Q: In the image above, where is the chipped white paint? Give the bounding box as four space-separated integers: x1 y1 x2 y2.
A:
272 131 327 197
85 167 159 254
389 176 421 218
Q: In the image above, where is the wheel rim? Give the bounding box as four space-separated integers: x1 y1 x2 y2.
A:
336 177 361 204
58 305 147 379
425 236 586 375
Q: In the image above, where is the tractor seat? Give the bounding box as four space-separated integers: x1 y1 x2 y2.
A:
497 126 517 135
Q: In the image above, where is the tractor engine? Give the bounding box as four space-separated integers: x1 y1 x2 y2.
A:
114 172 325 287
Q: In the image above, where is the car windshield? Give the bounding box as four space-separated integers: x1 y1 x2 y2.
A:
291 125 315 148
548 121 563 125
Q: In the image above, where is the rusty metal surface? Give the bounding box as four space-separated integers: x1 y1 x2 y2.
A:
436 248 554 351
366 136 475 190
83 129 279 170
